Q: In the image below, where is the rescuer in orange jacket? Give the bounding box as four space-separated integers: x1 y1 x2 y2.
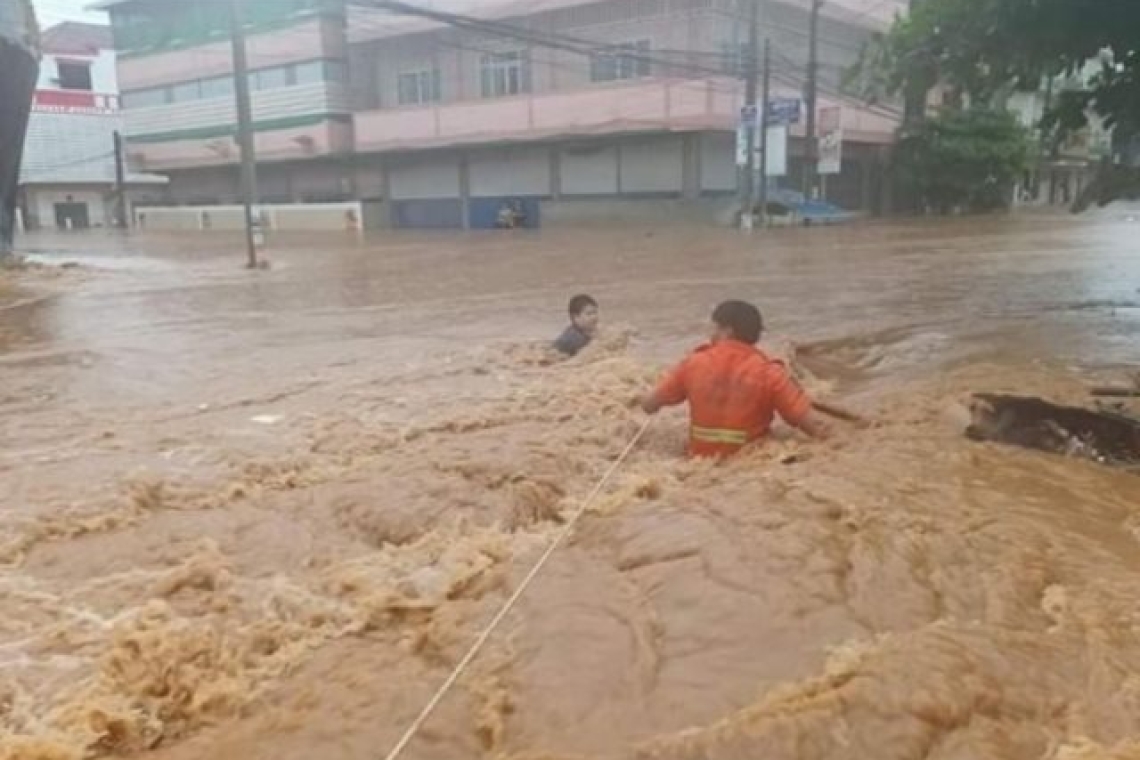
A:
640 300 829 457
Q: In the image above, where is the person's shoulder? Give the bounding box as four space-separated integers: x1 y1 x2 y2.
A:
749 347 785 366
679 342 715 365
744 347 794 380
553 325 589 355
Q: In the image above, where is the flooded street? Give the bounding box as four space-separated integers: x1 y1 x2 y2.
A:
2 212 1140 760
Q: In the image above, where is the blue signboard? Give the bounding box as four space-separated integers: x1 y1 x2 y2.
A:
767 97 802 126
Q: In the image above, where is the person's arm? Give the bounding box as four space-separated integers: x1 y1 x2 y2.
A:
641 360 688 414
770 364 830 439
793 408 831 440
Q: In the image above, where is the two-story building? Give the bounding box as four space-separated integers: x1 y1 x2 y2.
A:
96 0 903 229
92 0 355 208
18 21 166 231
1008 65 1116 207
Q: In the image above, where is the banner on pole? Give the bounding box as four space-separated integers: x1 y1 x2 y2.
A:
759 125 788 177
818 106 843 176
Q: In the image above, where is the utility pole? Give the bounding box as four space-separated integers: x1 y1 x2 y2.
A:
740 0 761 230
229 0 261 269
113 130 127 229
757 38 771 227
902 0 925 126
803 0 822 198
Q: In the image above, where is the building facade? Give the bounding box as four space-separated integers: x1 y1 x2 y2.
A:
98 0 904 228
1008 65 1116 207
18 22 166 231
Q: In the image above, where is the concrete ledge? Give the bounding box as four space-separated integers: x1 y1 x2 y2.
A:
541 197 739 228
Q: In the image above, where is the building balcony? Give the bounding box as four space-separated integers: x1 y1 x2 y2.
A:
354 77 900 154
123 82 352 171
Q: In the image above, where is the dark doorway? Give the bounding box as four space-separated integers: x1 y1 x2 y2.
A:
54 202 90 230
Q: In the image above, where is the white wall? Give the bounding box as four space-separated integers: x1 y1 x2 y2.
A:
469 146 551 197
27 188 110 229
38 48 118 93
135 202 365 232
21 111 122 184
560 144 618 195
619 136 683 194
387 157 461 199
700 132 737 192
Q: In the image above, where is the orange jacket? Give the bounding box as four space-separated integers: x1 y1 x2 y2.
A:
652 340 812 457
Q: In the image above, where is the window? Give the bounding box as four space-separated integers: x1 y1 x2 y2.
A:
200 76 234 100
171 79 201 102
119 59 342 110
57 61 93 91
295 60 348 85
480 51 529 98
721 42 754 78
397 69 441 105
122 88 170 108
590 40 651 82
295 60 324 85
251 65 293 91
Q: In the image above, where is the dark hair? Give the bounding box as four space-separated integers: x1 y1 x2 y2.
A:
712 300 763 344
568 294 598 318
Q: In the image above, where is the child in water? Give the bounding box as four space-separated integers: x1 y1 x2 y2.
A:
553 294 599 357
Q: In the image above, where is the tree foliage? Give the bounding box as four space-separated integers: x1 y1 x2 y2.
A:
849 0 1140 209
894 108 1035 213
854 0 1139 135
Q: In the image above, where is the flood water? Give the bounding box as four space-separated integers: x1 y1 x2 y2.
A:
2 211 1139 760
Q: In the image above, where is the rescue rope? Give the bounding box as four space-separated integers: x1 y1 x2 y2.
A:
381 417 653 760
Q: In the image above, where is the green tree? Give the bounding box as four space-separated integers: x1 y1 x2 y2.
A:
851 0 1140 209
894 108 1035 213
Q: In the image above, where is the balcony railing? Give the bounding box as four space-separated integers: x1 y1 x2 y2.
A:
355 77 899 152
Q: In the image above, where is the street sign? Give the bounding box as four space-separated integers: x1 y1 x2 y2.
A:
739 104 760 128
767 97 801 126
741 99 801 129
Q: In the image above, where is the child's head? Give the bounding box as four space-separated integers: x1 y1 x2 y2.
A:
568 294 600 335
711 300 763 344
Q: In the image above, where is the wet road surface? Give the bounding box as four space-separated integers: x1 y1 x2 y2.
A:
2 211 1139 760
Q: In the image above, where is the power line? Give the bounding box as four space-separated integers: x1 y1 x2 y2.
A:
348 0 744 80
24 151 115 172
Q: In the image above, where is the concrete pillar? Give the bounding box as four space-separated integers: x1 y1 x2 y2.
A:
549 145 561 199
459 152 471 230
615 141 624 196
682 133 701 200
861 152 874 211
380 155 395 228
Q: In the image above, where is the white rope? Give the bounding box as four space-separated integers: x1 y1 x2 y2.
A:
382 417 653 760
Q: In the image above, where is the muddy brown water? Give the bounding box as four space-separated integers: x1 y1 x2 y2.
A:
2 213 1139 760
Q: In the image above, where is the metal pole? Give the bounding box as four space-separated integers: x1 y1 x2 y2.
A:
740 0 760 230
229 0 260 269
803 0 822 198
113 130 127 229
903 0 925 127
758 38 771 227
